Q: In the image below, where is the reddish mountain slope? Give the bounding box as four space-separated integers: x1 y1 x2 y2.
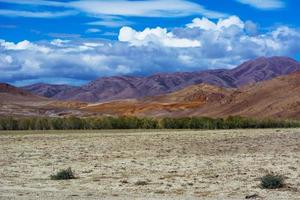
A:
83 72 300 119
83 84 234 116
195 71 300 119
0 83 89 117
0 83 45 102
1 83 32 96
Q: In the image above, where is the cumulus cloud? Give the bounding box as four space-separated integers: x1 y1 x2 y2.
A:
0 54 13 69
0 40 51 53
0 15 300 85
186 16 244 30
119 26 201 48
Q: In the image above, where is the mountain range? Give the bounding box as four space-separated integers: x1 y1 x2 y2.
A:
1 56 300 119
85 71 300 119
22 56 300 103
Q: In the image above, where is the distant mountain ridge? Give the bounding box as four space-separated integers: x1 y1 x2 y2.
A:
0 83 89 117
0 83 33 96
226 56 300 86
0 83 47 104
21 56 300 103
20 83 78 99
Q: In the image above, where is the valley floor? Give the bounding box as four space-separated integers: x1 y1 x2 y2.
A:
0 129 300 199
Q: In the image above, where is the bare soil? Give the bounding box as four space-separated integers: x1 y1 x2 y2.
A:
1 129 300 199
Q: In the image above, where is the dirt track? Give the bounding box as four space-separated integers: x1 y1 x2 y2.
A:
1 129 300 199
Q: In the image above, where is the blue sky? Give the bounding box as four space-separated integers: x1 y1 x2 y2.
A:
0 0 299 86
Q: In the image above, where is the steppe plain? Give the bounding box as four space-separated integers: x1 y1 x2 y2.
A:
1 129 300 199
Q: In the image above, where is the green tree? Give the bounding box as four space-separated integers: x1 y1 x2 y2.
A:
65 116 83 129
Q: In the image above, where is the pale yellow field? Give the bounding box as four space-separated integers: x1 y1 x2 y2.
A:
1 129 300 200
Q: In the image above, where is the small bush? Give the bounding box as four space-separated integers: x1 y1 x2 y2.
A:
135 180 149 186
50 167 76 180
260 173 284 189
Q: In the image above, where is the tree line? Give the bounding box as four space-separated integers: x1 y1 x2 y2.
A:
0 116 299 130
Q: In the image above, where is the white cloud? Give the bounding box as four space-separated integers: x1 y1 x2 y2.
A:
69 0 227 18
0 40 51 53
87 20 132 28
187 16 244 30
244 20 258 35
83 42 104 47
119 26 201 48
86 28 101 33
1 16 300 85
81 55 111 71
0 0 227 19
0 54 13 69
47 33 81 39
272 26 299 38
50 39 70 47
178 55 194 65
0 9 76 18
236 0 285 10
116 65 132 74
186 17 217 30
218 16 244 29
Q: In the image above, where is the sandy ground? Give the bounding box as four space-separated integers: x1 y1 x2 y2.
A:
0 129 300 200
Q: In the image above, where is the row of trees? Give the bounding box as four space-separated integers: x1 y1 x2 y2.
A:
0 116 159 130
161 116 300 129
0 116 299 130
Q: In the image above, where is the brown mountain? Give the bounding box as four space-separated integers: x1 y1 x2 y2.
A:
4 70 300 119
196 71 300 119
22 56 300 103
0 83 50 116
22 70 232 102
83 84 235 116
83 72 300 119
0 83 45 102
20 83 79 99
226 56 300 86
0 83 89 117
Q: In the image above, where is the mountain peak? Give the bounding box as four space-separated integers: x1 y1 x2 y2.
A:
228 56 300 86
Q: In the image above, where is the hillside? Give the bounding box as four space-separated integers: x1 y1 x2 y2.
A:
226 56 300 86
0 83 46 102
21 83 78 99
2 70 300 119
22 56 300 103
0 83 89 117
83 84 235 116
196 71 300 119
83 72 300 119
